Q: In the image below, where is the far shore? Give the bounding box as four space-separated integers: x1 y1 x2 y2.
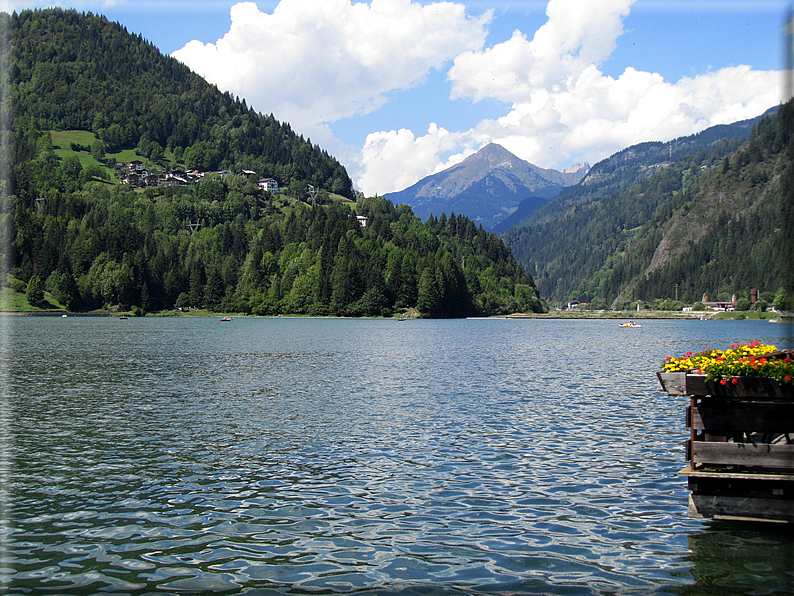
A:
0 308 785 322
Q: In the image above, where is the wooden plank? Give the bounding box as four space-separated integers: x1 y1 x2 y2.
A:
687 375 794 400
692 405 794 432
658 372 688 395
692 442 794 470
658 372 794 400
689 494 794 523
679 466 794 481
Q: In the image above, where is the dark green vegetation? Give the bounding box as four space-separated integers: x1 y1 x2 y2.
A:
0 8 544 317
504 103 793 309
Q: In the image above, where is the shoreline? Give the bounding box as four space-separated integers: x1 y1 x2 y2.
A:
0 309 785 321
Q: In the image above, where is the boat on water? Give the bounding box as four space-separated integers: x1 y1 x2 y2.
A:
619 322 641 328
219 316 233 322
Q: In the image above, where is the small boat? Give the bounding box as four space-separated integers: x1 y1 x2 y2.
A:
619 322 641 328
219 316 232 322
119 315 128 320
61 314 67 318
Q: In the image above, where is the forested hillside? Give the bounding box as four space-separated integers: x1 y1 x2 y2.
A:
504 103 791 307
6 8 352 195
0 9 544 317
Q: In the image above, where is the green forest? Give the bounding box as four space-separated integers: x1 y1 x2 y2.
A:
504 101 793 309
0 9 545 317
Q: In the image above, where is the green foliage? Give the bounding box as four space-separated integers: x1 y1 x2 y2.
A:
8 152 541 316
25 274 43 305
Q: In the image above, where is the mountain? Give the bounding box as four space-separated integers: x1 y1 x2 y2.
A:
384 144 588 231
502 103 791 307
1 8 545 318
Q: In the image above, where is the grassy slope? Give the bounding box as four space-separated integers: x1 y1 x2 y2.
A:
0 287 65 312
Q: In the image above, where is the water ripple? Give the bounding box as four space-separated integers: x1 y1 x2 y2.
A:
4 317 793 594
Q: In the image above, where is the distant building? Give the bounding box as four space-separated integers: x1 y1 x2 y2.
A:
258 178 278 193
356 215 369 227
702 301 735 312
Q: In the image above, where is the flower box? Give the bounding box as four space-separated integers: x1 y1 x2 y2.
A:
658 342 794 522
658 372 794 401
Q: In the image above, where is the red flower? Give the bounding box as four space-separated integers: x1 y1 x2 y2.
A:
786 375 792 382
731 378 738 384
720 379 728 386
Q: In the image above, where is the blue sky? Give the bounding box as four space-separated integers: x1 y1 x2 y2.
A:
2 0 789 195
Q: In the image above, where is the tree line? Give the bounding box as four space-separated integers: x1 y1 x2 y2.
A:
9 165 544 317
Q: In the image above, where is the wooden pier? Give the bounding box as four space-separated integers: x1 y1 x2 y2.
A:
658 372 794 523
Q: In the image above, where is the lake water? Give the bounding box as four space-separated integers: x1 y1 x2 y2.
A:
1 316 793 595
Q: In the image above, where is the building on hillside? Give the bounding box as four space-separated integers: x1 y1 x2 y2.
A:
356 215 369 227
258 178 278 194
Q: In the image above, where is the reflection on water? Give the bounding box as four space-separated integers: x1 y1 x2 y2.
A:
678 523 794 595
2 317 793 594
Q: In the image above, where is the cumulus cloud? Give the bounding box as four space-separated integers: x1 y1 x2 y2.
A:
448 0 633 102
357 123 479 196
172 0 491 135
359 0 779 196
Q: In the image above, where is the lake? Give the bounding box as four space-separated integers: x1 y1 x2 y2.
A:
2 316 793 595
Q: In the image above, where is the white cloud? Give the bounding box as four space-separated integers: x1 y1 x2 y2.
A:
357 123 477 196
171 0 491 134
359 0 779 196
447 0 633 102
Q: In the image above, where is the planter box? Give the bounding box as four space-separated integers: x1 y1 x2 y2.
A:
658 372 794 400
659 371 794 523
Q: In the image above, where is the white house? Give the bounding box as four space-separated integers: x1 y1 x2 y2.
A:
258 178 278 193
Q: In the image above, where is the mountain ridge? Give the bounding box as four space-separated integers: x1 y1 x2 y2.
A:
502 103 790 307
384 143 588 231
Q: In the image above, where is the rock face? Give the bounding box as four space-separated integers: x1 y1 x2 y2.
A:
384 143 588 231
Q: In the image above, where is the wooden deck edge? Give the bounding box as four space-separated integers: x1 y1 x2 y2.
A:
689 494 794 523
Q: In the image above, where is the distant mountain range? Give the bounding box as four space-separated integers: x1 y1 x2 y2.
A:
501 104 787 306
384 143 589 231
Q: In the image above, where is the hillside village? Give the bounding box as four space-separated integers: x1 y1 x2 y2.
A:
119 160 279 194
